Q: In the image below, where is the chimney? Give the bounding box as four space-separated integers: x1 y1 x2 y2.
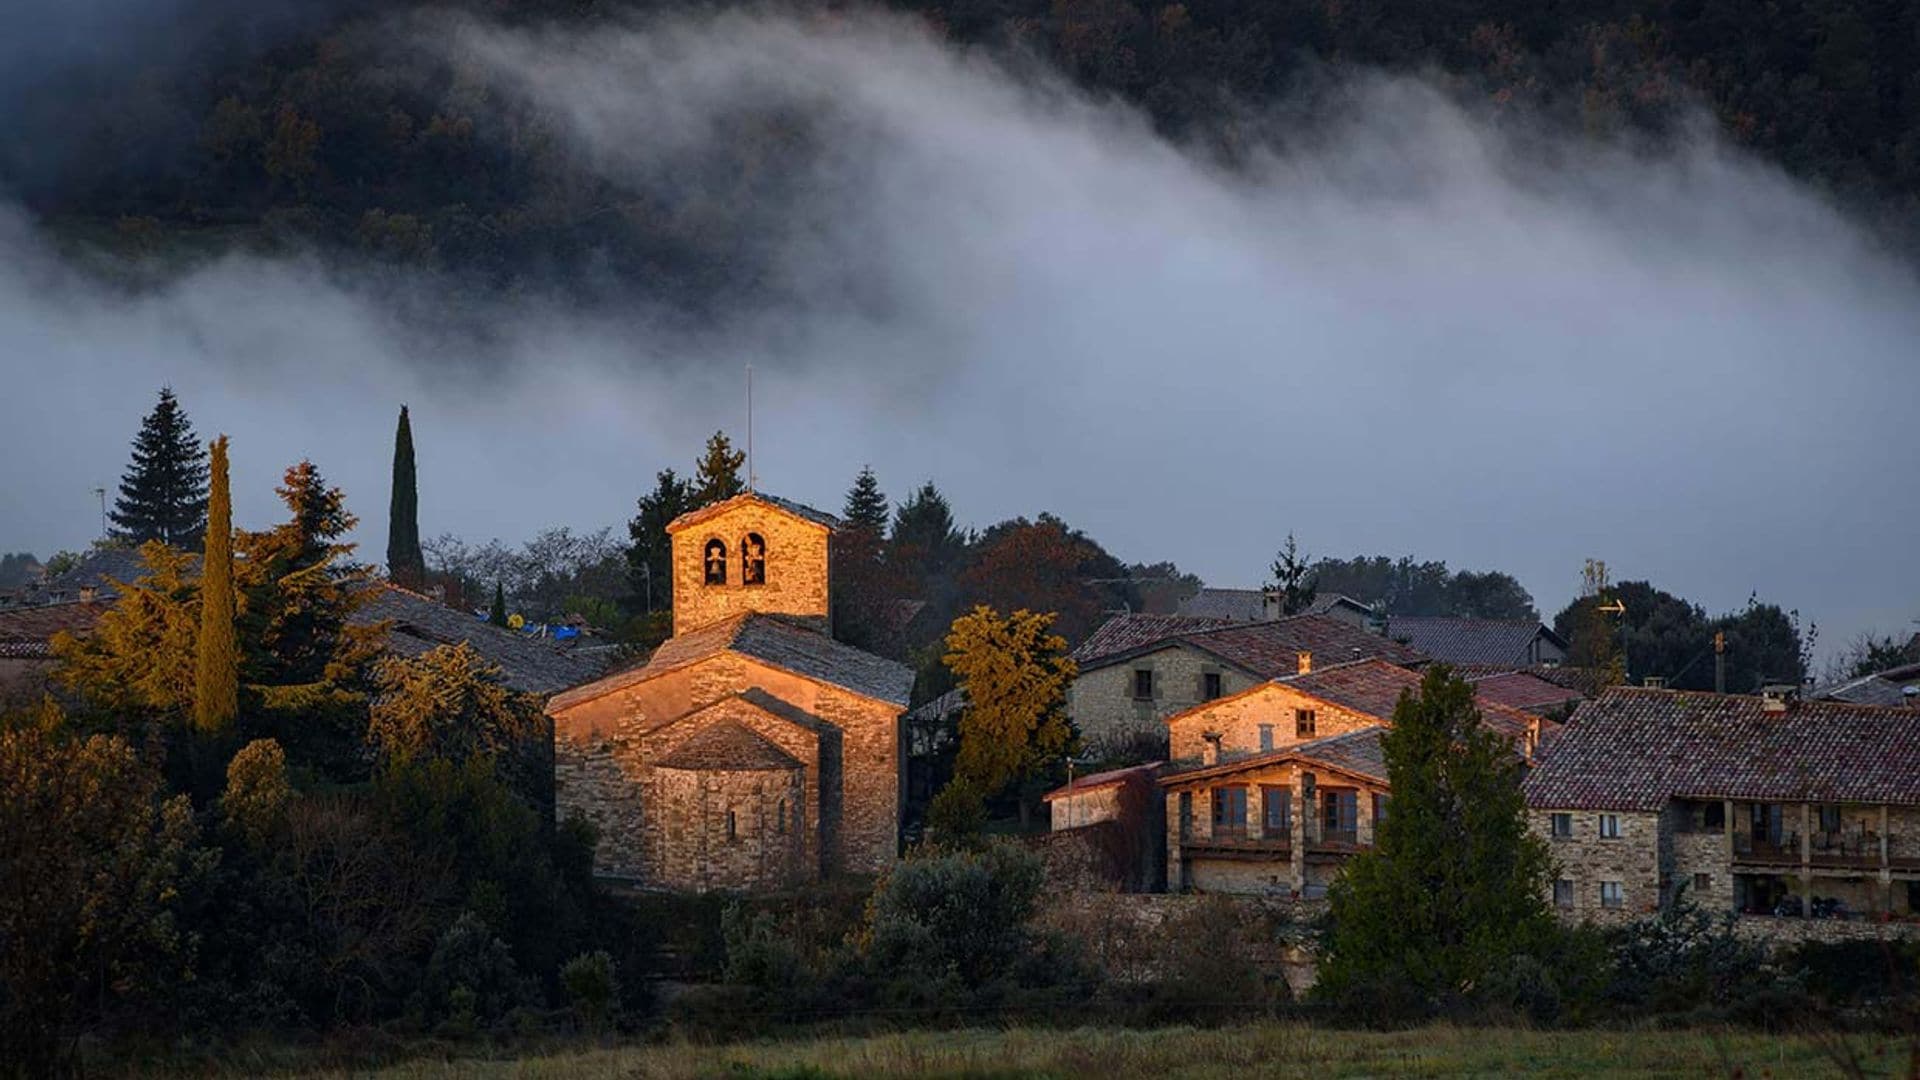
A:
1296 650 1313 676
1760 684 1798 714
78 585 97 603
1201 732 1222 767
1643 676 1667 690
429 583 446 604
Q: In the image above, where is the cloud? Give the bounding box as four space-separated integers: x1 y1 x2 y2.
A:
1 8 1916 657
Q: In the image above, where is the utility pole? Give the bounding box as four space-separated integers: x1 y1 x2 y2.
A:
1714 630 1726 694
92 486 107 540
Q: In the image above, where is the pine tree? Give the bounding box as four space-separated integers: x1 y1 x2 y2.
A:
626 468 693 612
692 431 746 506
193 436 239 732
386 405 426 589
890 481 965 578
489 582 508 627
1269 532 1317 616
111 387 210 548
1316 665 1555 1016
843 466 889 533
236 460 379 688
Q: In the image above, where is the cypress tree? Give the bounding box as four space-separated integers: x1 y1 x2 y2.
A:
692 430 746 506
386 405 426 589
111 387 210 548
843 466 889 533
489 582 508 627
193 436 239 732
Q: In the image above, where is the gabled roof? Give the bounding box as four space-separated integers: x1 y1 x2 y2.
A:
656 721 804 772
1523 687 1920 811
546 613 912 712
0 601 109 653
1468 670 1586 712
665 492 841 535
352 584 607 696
1384 616 1564 667
1042 761 1163 802
1164 658 1543 744
1161 727 1390 787
1074 611 1424 677
1176 588 1267 622
1813 668 1920 709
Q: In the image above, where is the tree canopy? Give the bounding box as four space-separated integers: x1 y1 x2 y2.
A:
942 605 1077 821
693 431 746 507
110 387 209 550
387 405 426 589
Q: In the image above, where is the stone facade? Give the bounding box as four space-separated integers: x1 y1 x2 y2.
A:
550 493 908 893
1165 682 1380 765
1532 808 1663 924
668 497 831 637
1069 643 1257 751
1163 758 1385 898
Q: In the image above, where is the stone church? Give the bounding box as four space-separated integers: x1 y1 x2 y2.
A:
547 492 912 891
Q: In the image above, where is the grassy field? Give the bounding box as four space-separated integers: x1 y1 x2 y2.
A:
267 1023 1915 1079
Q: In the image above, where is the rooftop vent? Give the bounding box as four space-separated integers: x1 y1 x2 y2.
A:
1643 676 1667 690
1760 684 1799 713
1296 650 1313 675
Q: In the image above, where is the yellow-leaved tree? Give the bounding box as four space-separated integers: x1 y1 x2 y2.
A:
193 435 238 732
942 605 1077 829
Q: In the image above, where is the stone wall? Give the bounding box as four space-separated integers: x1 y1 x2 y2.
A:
1049 785 1124 831
1166 682 1381 764
554 652 900 884
1533 807 1662 924
671 501 831 637
1069 644 1257 751
1038 891 1324 996
653 765 808 892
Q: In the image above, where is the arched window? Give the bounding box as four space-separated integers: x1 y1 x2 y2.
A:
704 538 728 585
725 809 738 841
741 532 767 585
776 798 788 834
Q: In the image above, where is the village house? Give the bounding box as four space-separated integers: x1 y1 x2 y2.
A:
545 492 912 893
1384 615 1568 668
1524 686 1920 928
1066 611 1427 753
1175 587 1376 628
1156 657 1549 896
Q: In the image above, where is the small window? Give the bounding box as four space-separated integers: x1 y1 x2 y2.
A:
1258 724 1274 752
1598 813 1621 839
1372 793 1389 825
1295 708 1317 738
1553 879 1574 908
1600 881 1623 908
1692 872 1711 894
1819 805 1842 834
1132 668 1154 700
1322 790 1357 834
742 532 767 585
1261 786 1291 832
1202 671 1223 700
704 538 728 584
1212 786 1248 829
1703 802 1725 829
1550 813 1572 839
725 809 738 841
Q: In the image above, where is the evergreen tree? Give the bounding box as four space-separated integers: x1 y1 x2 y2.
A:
1268 532 1316 616
489 582 508 627
1316 665 1556 1017
193 436 239 732
625 468 693 612
890 481 965 580
692 431 746 506
236 460 380 690
386 405 425 589
110 387 209 548
843 465 889 533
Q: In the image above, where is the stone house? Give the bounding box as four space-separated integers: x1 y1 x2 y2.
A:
546 492 912 893
1039 762 1167 890
1066 612 1427 754
1524 686 1920 929
1159 658 1549 896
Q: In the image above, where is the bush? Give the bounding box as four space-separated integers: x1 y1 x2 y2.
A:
414 911 530 1034
923 777 987 846
561 951 620 1033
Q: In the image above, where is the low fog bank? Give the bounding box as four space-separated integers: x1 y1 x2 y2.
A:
1 9 1916 653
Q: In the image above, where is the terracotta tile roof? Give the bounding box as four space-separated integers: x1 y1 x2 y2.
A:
1071 613 1236 664
665 491 840 535
547 613 911 712
1468 670 1586 712
1042 761 1163 801
1813 671 1920 709
354 584 607 696
1523 687 1920 811
1385 617 1565 667
1161 727 1391 786
1176 588 1267 621
0 601 109 648
1280 658 1540 741
656 721 803 771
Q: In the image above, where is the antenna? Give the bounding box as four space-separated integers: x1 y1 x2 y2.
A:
745 363 757 493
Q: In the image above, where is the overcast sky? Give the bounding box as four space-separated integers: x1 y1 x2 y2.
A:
1 10 1916 659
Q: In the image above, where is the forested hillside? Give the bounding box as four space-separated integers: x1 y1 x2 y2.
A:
10 0 1920 303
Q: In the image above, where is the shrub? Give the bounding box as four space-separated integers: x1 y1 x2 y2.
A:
561 951 620 1033
923 777 987 846
415 911 529 1033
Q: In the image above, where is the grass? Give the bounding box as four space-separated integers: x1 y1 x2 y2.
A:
258 1022 1918 1079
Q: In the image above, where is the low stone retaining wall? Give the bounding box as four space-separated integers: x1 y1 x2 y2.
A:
1039 891 1324 995
1733 915 1920 946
